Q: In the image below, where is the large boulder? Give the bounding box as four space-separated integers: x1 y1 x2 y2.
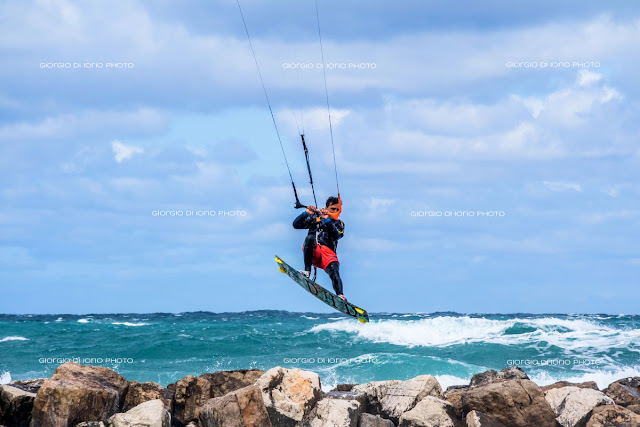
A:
603 377 640 407
198 385 271 427
303 398 361 427
465 410 506 427
256 367 322 427
173 369 264 425
357 413 394 427
544 386 614 427
541 381 599 392
355 376 442 423
0 384 36 427
462 379 557 427
352 381 402 415
585 404 640 426
397 396 462 427
122 381 173 413
108 399 170 427
30 362 129 427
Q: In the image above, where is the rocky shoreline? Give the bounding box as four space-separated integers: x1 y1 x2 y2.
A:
2 363 640 426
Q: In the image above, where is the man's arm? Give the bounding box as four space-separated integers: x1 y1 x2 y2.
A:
293 212 314 229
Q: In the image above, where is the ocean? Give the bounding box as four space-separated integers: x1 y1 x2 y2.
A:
1 311 639 391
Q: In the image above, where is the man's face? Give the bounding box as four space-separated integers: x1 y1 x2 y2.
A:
326 203 340 214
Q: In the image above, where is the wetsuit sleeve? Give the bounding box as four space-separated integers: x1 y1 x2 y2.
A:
293 212 314 229
321 218 344 240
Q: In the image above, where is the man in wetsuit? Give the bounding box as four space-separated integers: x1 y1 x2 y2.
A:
293 196 346 301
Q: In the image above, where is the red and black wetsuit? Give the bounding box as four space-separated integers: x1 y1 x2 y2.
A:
293 212 345 295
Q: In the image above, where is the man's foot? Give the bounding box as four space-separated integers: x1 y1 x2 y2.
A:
338 294 347 302
299 270 311 278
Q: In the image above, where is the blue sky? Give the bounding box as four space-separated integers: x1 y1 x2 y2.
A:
1 0 639 314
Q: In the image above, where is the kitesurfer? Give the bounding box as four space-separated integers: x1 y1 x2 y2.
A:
293 196 346 301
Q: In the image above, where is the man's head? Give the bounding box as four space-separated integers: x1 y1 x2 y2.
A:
325 196 341 219
326 196 339 209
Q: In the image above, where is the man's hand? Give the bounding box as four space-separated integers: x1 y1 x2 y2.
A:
319 208 329 219
306 205 317 215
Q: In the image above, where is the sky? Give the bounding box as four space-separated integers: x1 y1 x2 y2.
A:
1 0 639 315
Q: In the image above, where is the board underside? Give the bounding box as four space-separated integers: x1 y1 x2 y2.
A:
276 255 369 324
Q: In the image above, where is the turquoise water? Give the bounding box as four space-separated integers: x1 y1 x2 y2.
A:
1 311 639 391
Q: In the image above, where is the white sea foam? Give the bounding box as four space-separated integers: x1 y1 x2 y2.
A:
309 315 640 353
435 374 471 390
77 318 90 323
301 316 319 320
528 365 640 390
112 322 149 327
310 316 511 347
0 336 29 343
55 317 63 322
0 371 11 384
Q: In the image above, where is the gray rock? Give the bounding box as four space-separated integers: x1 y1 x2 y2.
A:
462 379 557 427
465 410 506 427
0 384 36 427
444 385 468 393
397 396 462 427
358 413 394 427
108 399 170 427
469 367 528 387
173 369 264 425
324 391 367 409
354 376 442 423
380 375 442 423
255 367 322 427
76 422 106 427
469 370 498 388
198 385 271 427
544 386 614 427
585 404 640 426
303 398 361 427
352 381 402 415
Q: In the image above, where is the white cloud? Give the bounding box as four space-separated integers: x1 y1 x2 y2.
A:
277 107 351 134
578 70 603 86
112 140 144 163
543 181 582 192
0 109 167 142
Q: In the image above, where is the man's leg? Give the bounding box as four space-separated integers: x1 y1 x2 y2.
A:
325 261 344 296
303 234 316 272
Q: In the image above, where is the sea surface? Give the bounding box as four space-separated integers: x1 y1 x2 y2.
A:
1 311 639 391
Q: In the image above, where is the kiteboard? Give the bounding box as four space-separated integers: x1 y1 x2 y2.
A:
275 255 369 324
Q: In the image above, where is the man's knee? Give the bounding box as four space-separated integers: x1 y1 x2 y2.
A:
326 261 340 275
